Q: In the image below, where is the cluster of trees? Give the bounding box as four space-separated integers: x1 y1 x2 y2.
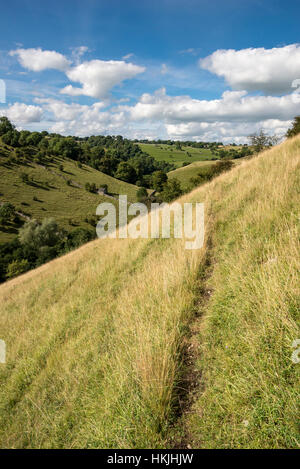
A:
136 169 183 204
0 202 17 225
0 217 95 283
135 138 223 150
247 130 280 153
216 146 253 159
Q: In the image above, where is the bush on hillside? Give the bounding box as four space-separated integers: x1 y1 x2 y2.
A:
286 116 300 138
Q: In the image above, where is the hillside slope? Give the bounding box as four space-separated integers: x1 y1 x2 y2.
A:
0 136 299 448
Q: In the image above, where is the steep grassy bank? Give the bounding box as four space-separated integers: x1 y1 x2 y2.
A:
0 136 299 448
180 136 300 448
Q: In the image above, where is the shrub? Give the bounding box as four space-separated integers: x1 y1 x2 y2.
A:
20 172 29 183
6 259 30 279
286 116 300 138
0 202 15 223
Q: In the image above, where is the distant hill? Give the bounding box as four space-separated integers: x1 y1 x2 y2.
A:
138 142 216 167
168 158 246 189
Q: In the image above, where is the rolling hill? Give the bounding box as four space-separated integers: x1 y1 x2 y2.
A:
0 135 299 448
168 159 245 189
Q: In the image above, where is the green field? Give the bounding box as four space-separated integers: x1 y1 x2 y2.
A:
168 159 245 189
138 143 216 168
0 146 139 243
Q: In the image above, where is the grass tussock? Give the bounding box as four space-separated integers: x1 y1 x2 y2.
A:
0 136 299 448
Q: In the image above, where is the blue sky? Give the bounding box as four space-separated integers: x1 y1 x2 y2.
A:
0 0 300 142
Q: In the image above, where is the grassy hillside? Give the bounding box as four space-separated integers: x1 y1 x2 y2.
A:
0 144 139 243
0 136 299 448
168 159 244 189
168 161 217 189
138 143 216 168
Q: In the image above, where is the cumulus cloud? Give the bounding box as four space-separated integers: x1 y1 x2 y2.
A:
199 44 300 94
60 59 145 99
9 48 71 72
35 98 107 121
166 120 291 143
125 87 299 124
0 102 43 123
33 86 294 141
71 46 89 65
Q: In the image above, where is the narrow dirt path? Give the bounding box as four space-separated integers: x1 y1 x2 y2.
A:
170 236 214 449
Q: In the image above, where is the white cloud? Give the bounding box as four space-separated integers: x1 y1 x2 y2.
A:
9 48 71 72
179 48 201 56
71 46 89 64
200 44 300 94
35 98 107 121
125 88 299 124
122 53 134 60
60 59 145 99
166 119 291 143
5 86 295 142
37 86 295 141
0 102 43 123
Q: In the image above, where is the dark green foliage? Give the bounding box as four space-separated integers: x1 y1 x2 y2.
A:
19 218 65 251
0 202 15 224
136 187 148 202
0 217 97 282
160 178 183 202
115 161 137 183
85 182 97 193
6 258 30 278
64 227 94 250
190 159 234 188
0 117 15 136
151 170 168 192
20 172 29 184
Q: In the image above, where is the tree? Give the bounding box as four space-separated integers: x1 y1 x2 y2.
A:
65 227 94 250
0 202 15 224
115 161 137 183
85 182 97 193
136 187 148 202
0 117 14 136
151 170 168 192
211 160 234 176
248 130 280 153
286 116 300 138
160 178 183 202
18 218 65 252
20 172 29 184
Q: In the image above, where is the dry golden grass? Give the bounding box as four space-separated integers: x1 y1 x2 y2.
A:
0 136 299 448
